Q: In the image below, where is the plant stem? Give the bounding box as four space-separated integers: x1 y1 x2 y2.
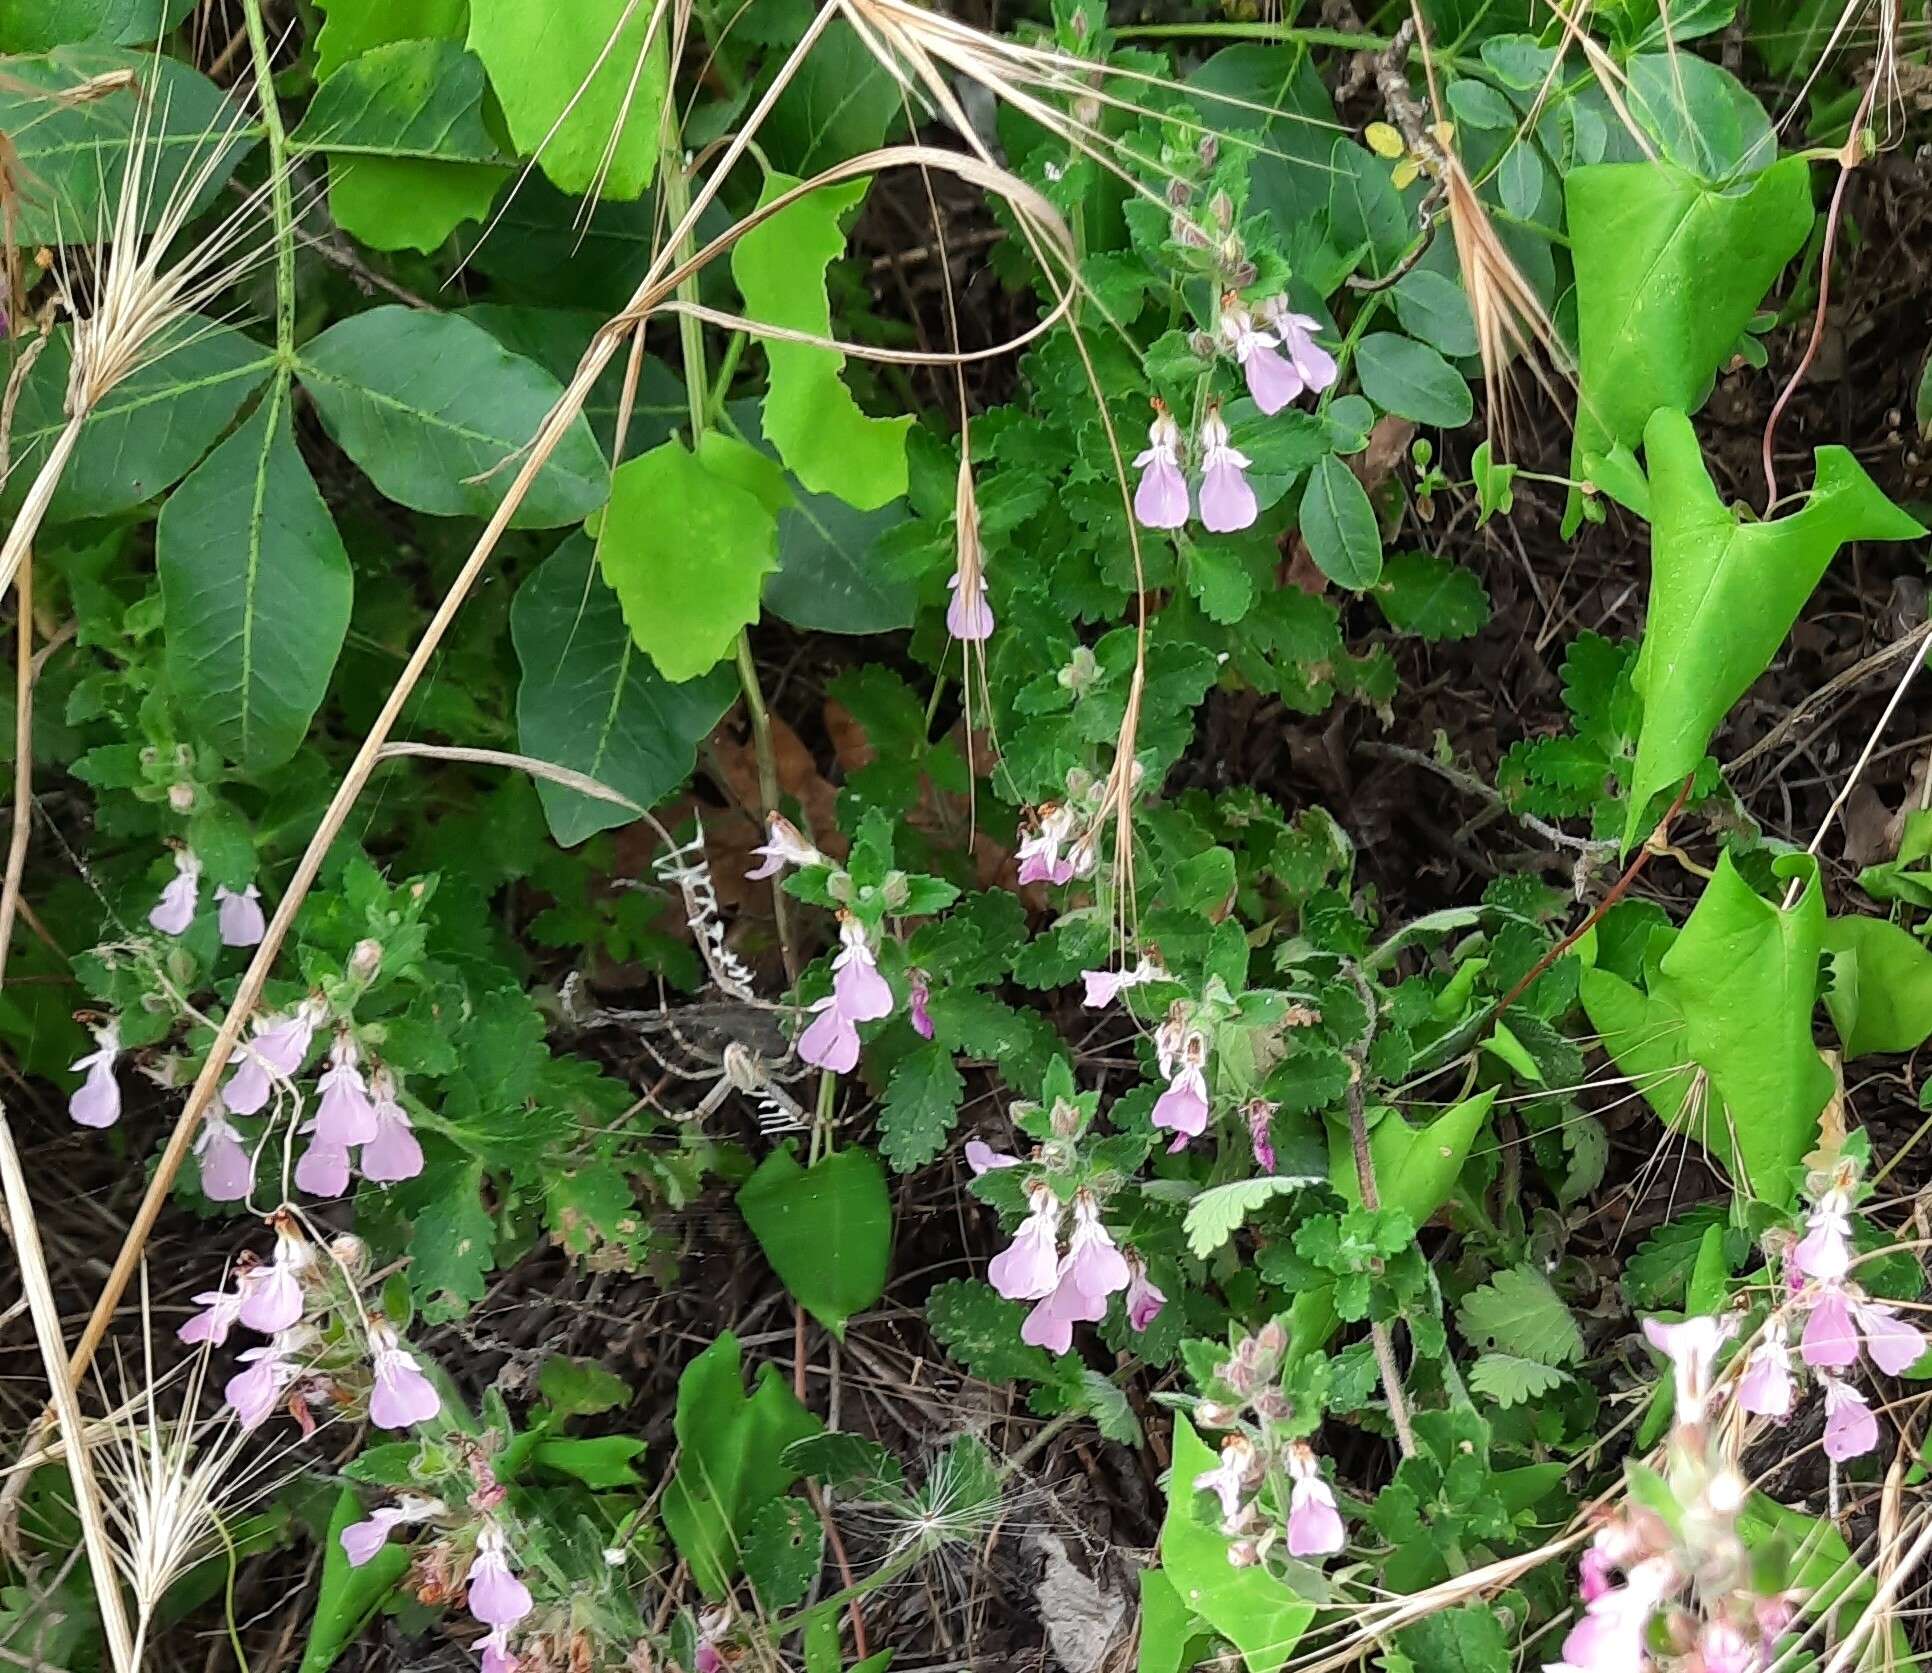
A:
239 0 296 367
0 551 33 990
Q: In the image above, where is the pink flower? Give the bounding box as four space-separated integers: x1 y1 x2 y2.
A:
178 1284 245 1348
947 569 994 641
1698 1622 1757 1673
1133 408 1189 530
831 917 894 1022
1196 408 1256 534
1285 1445 1345 1557
988 1184 1062 1301
479 1627 519 1673
1192 1435 1256 1530
149 849 201 935
1853 1297 1926 1375
964 1139 1020 1176
68 1023 122 1129
1259 300 1337 394
467 1523 533 1628
294 1127 352 1198
315 1034 379 1146
215 884 265 948
1801 1286 1859 1369
1060 1190 1129 1302
1551 1559 1675 1673
224 1330 307 1430
361 1070 424 1183
240 1222 312 1333
1015 802 1079 888
1822 1376 1879 1460
908 970 935 1039
747 814 823 881
1642 1314 1734 1424
1219 301 1301 414
194 1104 255 1202
1578 1546 1616 1605
368 1322 440 1430
1152 1029 1211 1147
341 1496 442 1568
1736 1321 1794 1419
1246 1098 1279 1173
1020 1269 1105 1353
225 1002 321 1116
798 996 860 1073
1795 1191 1852 1282
1125 1261 1165 1332
1080 956 1164 1009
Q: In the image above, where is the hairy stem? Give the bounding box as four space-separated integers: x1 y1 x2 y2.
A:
238 0 297 367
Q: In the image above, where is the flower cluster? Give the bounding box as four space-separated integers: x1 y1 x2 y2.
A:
989 1184 1160 1351
1152 1008 1212 1149
1133 297 1337 536
1547 1318 1792 1673
799 913 895 1072
294 1034 424 1196
147 847 266 946
1733 1158 1925 1460
1191 1324 1345 1565
181 1219 440 1433
343 1488 531 1673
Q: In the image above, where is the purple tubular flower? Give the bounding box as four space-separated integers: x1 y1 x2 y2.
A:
1641 1313 1733 1424
315 1035 379 1146
1192 1435 1255 1529
178 1286 245 1348
1247 1098 1279 1173
467 1524 533 1629
1795 1191 1852 1281
1736 1324 1794 1419
1801 1286 1860 1369
1196 408 1257 534
1020 1268 1105 1353
225 1005 320 1116
1822 1376 1879 1460
216 884 266 948
240 1224 312 1333
798 996 860 1073
194 1107 255 1203
947 570 995 641
368 1324 440 1430
295 1130 352 1198
1152 1030 1211 1145
1261 301 1338 394
1133 410 1189 530
479 1627 519 1673
831 918 893 1022
1854 1298 1927 1375
1080 956 1164 1009
225 1335 302 1430
908 971 935 1039
68 1023 122 1129
1219 302 1302 415
1015 803 1079 888
149 850 201 935
747 813 823 881
1125 1261 1165 1332
1285 1447 1345 1558
964 1139 1020 1176
341 1507 408 1568
1060 1191 1130 1303
361 1072 424 1183
988 1186 1062 1301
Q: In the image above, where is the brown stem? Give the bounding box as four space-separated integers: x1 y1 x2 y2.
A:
1345 1060 1420 1458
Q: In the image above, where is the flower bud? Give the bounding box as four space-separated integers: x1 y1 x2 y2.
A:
1227 1538 1261 1567
882 871 911 910
168 781 196 813
1197 133 1219 167
1165 178 1192 209
348 939 382 981
329 1233 369 1276
1189 329 1217 360
1209 191 1234 231
826 871 855 905
1049 1096 1081 1140
1195 1400 1237 1429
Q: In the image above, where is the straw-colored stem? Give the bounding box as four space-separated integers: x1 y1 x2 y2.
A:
0 550 32 989
0 416 83 602
0 1112 137 1673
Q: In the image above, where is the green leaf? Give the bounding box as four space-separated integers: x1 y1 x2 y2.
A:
732 173 912 511
1564 157 1813 531
1137 1568 1208 1673
1373 552 1489 640
742 1496 824 1612
1470 439 1517 524
1298 454 1383 590
1393 1605 1513 1673
596 438 779 682
0 47 251 244
1183 1176 1318 1260
299 1487 409 1673
661 1333 821 1600
1326 137 1410 277
313 0 466 77
1356 333 1474 428
511 534 736 846
878 1040 965 1173
761 16 901 174
927 1277 1063 1385
467 0 669 198
157 382 351 771
291 40 510 252
1456 1265 1583 1366
298 307 609 528
529 1434 646 1487
1161 1416 1314 1673
1824 916 1932 1058
1325 1090 1495 1228
1467 1354 1571 1408
1390 270 1479 359
406 1156 495 1321
1624 54 1774 181
737 1147 892 1337
537 1354 631 1416
1624 409 1924 845
0 0 190 51
1 318 271 521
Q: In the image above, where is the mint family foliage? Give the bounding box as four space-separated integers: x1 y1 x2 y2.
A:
4 0 1932 1671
